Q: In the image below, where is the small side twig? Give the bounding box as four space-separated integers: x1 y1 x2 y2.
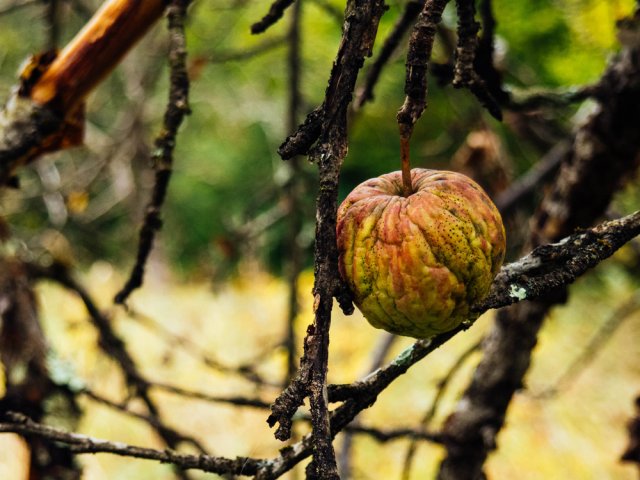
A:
452 0 501 119
115 0 191 305
251 0 295 34
397 0 450 138
494 141 569 216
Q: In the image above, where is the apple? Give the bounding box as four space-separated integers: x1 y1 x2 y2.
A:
336 168 506 339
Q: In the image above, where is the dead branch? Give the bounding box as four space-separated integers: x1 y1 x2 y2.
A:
0 411 264 476
268 1 387 477
251 0 295 34
437 11 640 478
114 0 191 305
397 0 449 140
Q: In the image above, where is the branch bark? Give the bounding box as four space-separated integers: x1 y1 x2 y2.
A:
437 12 640 479
0 0 167 185
267 1 387 477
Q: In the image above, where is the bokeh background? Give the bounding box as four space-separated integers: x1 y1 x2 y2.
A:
0 0 639 478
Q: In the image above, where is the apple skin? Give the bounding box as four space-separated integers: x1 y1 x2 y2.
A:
336 168 506 339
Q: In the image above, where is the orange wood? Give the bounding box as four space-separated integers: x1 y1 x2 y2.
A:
31 0 165 109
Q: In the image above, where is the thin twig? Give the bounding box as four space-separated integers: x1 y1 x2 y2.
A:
0 412 264 476
251 0 295 34
150 381 272 409
494 141 569 216
281 0 304 385
353 0 423 111
209 35 287 63
115 0 191 305
397 0 450 139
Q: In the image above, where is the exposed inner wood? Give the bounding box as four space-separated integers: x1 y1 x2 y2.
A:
30 0 165 110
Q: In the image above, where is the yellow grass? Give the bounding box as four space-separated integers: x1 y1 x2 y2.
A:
1 261 638 479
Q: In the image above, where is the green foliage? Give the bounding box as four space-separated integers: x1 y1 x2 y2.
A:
0 0 636 275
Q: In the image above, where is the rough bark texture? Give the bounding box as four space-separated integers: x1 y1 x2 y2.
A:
397 0 449 138
267 1 387 477
437 14 640 480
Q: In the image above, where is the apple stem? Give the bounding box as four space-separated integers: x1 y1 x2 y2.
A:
400 133 413 196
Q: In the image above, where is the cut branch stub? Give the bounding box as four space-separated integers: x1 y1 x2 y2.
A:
0 0 167 185
30 0 166 110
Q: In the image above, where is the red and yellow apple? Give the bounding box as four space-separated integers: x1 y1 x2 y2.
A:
336 168 506 339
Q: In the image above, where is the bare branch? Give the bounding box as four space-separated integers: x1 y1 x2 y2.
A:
269 1 387 477
115 0 191 305
251 0 295 34
353 0 423 111
452 0 501 119
397 0 450 138
0 412 264 476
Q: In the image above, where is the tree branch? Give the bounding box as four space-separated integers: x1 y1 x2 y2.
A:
0 0 167 185
251 0 295 34
0 412 264 476
268 1 387 477
437 12 640 477
114 0 191 305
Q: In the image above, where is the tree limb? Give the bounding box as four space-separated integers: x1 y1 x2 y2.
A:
0 411 264 476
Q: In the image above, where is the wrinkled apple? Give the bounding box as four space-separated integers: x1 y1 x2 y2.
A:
337 168 506 339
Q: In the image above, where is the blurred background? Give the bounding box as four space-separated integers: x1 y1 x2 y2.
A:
0 0 639 478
